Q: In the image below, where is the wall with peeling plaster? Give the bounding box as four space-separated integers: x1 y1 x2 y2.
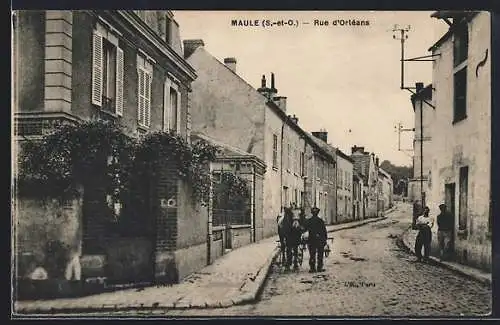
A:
426 11 491 271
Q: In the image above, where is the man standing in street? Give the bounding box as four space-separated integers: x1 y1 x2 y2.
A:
304 207 328 273
412 199 422 230
437 203 454 261
415 206 434 262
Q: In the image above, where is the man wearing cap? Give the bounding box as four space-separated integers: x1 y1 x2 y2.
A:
437 203 454 260
304 207 328 273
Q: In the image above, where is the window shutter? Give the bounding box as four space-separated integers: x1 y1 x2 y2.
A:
115 47 124 116
176 88 181 133
145 72 152 127
138 68 145 125
92 31 103 106
163 79 171 131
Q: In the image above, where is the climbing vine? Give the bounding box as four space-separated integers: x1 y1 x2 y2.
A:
16 120 219 203
17 120 135 200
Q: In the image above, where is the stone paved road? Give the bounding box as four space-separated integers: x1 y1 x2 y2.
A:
62 204 492 317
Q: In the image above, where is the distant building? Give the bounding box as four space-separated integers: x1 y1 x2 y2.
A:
308 131 337 224
336 149 354 223
378 167 394 212
352 170 364 220
350 146 379 218
408 84 432 204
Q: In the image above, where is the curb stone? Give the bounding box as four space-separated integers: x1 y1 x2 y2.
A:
400 227 491 286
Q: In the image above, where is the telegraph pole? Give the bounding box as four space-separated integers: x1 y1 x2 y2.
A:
392 25 410 89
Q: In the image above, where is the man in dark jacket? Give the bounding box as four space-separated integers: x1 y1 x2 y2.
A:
304 207 328 273
437 203 454 260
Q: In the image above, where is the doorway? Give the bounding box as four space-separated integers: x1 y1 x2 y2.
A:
445 183 456 253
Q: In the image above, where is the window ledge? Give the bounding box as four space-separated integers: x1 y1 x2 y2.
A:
99 108 120 119
452 116 467 125
137 124 149 132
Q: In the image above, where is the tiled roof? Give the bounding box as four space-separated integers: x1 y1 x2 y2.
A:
350 154 370 177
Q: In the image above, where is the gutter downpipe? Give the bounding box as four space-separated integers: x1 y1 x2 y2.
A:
280 120 285 214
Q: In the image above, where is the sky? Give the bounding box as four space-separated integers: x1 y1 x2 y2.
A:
174 11 449 167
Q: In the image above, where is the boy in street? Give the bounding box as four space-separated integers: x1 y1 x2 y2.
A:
304 207 328 273
415 206 434 262
437 203 454 260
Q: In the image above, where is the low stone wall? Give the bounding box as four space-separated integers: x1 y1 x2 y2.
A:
174 241 208 280
228 225 252 250
210 227 225 264
15 195 83 281
105 237 153 284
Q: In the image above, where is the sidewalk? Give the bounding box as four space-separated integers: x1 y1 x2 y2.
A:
401 227 491 286
15 215 388 315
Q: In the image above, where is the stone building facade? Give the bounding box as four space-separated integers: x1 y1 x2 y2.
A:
411 11 493 271
336 149 354 223
350 146 380 218
183 40 336 237
13 10 206 291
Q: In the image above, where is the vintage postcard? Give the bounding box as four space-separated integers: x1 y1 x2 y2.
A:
11 10 493 318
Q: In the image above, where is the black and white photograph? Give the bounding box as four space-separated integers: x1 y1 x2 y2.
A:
11 9 494 318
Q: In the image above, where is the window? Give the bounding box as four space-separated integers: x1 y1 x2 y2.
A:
92 24 124 116
286 143 291 171
453 67 467 122
299 152 306 176
163 77 181 133
453 22 468 68
283 186 289 208
452 22 468 123
272 134 278 168
459 166 468 231
137 54 153 128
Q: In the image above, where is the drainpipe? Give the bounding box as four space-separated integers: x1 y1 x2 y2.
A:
280 121 285 213
303 139 307 209
252 163 256 243
335 154 338 223
206 162 213 265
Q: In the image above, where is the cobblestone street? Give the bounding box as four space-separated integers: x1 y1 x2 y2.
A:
76 204 491 317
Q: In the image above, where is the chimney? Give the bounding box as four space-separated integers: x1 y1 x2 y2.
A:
183 39 204 58
224 57 237 73
312 129 328 143
257 73 277 100
272 96 287 112
288 114 298 124
376 157 379 167
351 146 365 154
416 82 424 93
